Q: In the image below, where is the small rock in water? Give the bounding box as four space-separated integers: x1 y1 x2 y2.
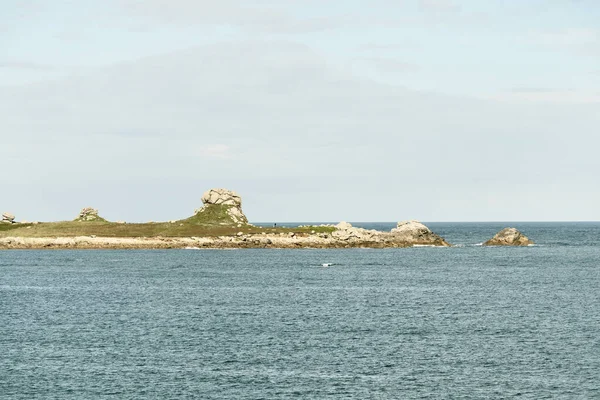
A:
484 227 534 246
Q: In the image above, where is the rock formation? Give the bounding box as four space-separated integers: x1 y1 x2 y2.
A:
201 188 242 207
329 220 450 246
76 207 104 222
484 227 533 246
194 188 248 225
332 222 380 242
2 212 15 224
390 220 450 246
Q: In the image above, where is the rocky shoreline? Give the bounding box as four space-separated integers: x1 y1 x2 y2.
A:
2 188 534 249
0 236 440 250
0 221 450 250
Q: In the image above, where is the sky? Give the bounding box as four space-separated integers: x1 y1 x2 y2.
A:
1 0 599 222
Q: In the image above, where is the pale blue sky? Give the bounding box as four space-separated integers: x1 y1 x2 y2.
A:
1 0 599 222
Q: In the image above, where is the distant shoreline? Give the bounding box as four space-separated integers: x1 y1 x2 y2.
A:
0 234 441 250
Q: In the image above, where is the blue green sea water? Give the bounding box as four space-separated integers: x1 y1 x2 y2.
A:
1 222 599 398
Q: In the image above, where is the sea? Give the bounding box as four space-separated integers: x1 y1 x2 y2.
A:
1 222 599 399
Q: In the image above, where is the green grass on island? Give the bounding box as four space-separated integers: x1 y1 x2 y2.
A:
0 205 335 238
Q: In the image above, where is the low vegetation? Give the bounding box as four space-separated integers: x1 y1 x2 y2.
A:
0 204 335 238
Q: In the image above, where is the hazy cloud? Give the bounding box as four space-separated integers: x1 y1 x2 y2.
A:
492 88 600 104
2 1 599 221
0 61 56 70
1 40 598 221
357 42 416 52
115 0 344 34
199 144 233 159
532 28 597 47
420 0 462 13
356 57 420 73
510 87 574 93
529 28 599 57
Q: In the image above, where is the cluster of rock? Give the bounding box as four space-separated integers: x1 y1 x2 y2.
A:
331 221 379 242
195 188 248 225
0 188 538 249
0 224 537 250
2 212 15 224
483 227 533 246
76 207 102 222
201 189 242 206
329 220 451 247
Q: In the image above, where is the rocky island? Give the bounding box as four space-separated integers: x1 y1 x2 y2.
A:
483 227 534 246
0 188 451 250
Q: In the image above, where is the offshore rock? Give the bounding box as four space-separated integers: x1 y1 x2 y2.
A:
330 220 450 246
484 228 533 246
390 220 450 246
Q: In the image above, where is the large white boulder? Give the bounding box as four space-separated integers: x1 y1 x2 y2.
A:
201 188 242 207
390 220 450 246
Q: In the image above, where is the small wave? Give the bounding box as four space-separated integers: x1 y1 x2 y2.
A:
474 242 483 246
184 246 201 250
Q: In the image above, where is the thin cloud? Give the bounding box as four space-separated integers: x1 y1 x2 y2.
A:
199 144 233 159
530 28 597 47
0 61 55 70
492 88 600 104
116 0 344 34
420 0 462 13
526 28 599 58
510 87 574 93
357 42 415 52
1 40 598 221
357 57 420 73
